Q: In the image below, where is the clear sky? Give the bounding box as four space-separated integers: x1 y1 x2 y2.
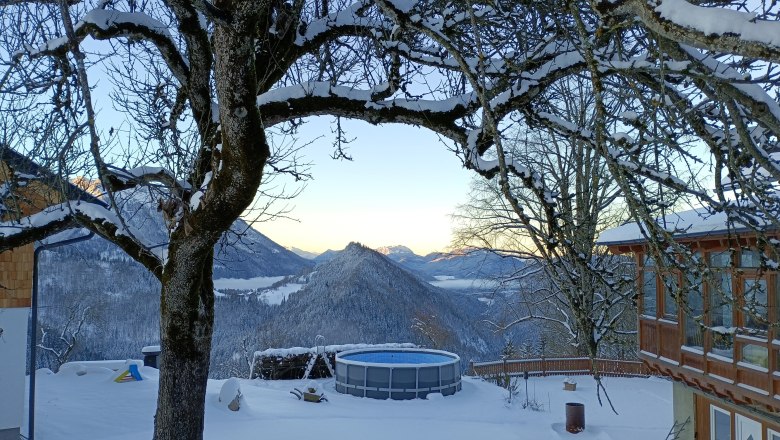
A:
250 117 475 256
82 43 476 256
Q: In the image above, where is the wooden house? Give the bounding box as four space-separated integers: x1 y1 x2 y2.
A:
0 148 99 440
600 209 780 440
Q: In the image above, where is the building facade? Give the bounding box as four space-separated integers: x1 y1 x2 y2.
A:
601 210 780 440
0 149 97 440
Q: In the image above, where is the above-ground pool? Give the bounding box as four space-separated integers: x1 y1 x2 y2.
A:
335 348 461 400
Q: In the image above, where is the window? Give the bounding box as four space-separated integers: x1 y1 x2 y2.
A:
663 273 679 319
735 414 761 440
710 252 733 358
743 278 768 332
711 405 731 440
775 277 780 337
711 251 732 269
685 271 705 349
642 269 657 317
741 249 763 268
769 428 780 440
741 344 768 369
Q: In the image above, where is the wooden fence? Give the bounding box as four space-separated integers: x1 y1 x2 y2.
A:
470 357 653 379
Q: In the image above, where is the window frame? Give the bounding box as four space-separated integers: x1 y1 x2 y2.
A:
662 270 680 321
710 404 732 440
707 250 734 359
735 413 761 440
739 271 769 336
684 265 705 350
641 254 658 319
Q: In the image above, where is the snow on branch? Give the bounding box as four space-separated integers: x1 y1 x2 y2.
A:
257 81 374 106
106 165 192 193
27 8 188 85
295 0 382 46
532 111 713 203
258 80 477 112
0 201 163 276
677 45 780 131
256 81 475 141
489 50 585 119
0 202 123 239
596 0 780 64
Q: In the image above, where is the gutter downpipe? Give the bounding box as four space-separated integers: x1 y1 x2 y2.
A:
28 230 94 440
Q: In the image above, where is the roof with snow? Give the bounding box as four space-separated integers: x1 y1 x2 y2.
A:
0 147 104 206
597 207 767 246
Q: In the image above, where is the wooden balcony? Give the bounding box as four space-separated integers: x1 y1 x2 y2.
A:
639 315 780 414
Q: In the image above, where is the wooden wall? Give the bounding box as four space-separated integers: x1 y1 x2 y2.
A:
0 158 63 309
0 244 33 308
695 392 780 440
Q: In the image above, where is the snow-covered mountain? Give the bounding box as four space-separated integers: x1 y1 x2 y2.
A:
405 249 525 279
39 189 313 283
287 246 320 260
35 199 526 375
313 244 525 280
312 248 340 263
258 242 505 361
375 245 416 256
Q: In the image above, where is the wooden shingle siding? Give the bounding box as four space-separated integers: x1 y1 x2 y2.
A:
0 245 34 308
1 156 66 309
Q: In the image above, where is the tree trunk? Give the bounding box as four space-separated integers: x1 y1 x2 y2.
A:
154 239 216 440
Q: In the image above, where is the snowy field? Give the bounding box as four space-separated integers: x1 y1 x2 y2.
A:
213 276 285 290
26 366 673 440
429 275 503 290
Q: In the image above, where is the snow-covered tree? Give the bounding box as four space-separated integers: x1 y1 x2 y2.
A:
411 310 454 349
4 0 780 438
453 77 642 403
37 296 100 373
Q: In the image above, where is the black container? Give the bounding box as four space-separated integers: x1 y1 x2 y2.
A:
566 402 585 433
142 346 161 369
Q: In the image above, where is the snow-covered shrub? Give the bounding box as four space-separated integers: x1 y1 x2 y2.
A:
219 378 243 412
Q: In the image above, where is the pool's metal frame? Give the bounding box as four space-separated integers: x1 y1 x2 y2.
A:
334 348 461 400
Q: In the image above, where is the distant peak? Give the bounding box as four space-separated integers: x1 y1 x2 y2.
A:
375 245 415 256
344 242 372 253
70 177 104 198
286 246 320 260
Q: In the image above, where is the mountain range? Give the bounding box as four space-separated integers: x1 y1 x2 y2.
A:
255 243 504 360
34 195 532 375
41 189 314 280
312 244 525 281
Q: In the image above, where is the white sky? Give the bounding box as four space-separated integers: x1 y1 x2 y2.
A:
251 117 474 256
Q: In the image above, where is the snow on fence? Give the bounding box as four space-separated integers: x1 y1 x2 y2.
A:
251 343 416 380
469 357 653 380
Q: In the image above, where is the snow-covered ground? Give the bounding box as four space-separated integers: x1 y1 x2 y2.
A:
213 276 285 290
26 366 673 440
429 276 502 290
258 283 305 305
